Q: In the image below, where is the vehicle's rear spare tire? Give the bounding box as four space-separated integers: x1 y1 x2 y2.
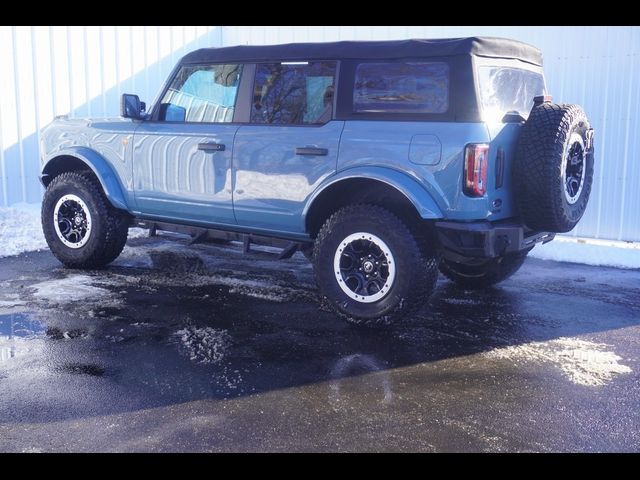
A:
514 102 594 233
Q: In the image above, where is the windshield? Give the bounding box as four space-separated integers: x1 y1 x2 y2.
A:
478 66 545 122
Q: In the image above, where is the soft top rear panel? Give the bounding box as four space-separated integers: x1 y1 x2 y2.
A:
181 37 543 66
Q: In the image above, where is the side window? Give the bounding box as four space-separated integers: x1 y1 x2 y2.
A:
353 62 449 114
159 64 242 123
251 62 336 125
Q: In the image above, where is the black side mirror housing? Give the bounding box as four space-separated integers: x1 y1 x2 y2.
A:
121 94 145 119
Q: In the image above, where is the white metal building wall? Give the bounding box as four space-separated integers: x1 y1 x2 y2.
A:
1 26 638 243
0 26 222 208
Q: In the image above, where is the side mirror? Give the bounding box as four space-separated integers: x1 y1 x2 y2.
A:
158 103 186 122
121 94 145 119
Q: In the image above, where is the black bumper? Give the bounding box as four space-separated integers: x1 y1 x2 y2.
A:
435 220 555 260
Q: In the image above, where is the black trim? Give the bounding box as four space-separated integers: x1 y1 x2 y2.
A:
295 147 328 156
495 148 505 189
234 63 255 123
436 220 555 259
133 219 308 250
133 213 311 243
197 143 225 152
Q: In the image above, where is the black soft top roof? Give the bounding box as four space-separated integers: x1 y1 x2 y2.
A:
181 36 542 66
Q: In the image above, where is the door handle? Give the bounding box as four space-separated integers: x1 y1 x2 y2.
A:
198 142 226 152
296 147 328 156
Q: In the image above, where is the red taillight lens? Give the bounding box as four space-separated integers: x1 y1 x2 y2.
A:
463 144 489 197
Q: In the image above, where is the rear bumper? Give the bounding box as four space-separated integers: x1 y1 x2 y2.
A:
435 220 554 260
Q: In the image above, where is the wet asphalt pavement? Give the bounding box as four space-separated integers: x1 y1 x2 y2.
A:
0 232 639 452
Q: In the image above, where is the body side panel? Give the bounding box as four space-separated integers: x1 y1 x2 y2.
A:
40 118 137 210
337 120 516 221
232 121 345 233
132 122 239 224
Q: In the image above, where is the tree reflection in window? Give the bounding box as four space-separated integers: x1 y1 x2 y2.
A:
252 62 336 124
354 62 449 114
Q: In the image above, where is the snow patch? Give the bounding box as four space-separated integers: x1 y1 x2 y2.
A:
116 245 153 268
485 337 632 386
0 203 151 258
531 236 640 269
0 293 28 313
220 277 299 302
442 298 480 306
143 270 309 303
31 275 115 304
0 203 47 257
173 326 230 365
127 227 149 239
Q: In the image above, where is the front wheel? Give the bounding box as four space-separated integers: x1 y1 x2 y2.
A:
42 171 129 268
312 205 439 326
439 251 528 290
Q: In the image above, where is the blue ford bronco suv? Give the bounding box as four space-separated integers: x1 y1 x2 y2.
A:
39 37 594 325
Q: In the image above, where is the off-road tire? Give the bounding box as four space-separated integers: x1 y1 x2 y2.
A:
42 171 129 268
514 103 594 233
439 251 528 289
313 204 438 326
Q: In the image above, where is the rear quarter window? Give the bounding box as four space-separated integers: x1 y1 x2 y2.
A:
477 66 545 122
353 62 449 114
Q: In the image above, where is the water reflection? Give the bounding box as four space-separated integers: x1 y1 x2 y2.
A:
0 313 44 362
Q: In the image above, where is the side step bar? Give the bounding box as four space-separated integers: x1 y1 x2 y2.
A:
134 219 311 260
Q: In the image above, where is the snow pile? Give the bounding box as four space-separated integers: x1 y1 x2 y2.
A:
530 236 640 269
127 227 149 240
485 337 632 386
0 203 148 258
0 203 47 257
173 326 230 365
31 274 117 305
442 298 481 306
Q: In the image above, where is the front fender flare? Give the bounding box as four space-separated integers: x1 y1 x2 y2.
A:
304 166 444 221
41 146 128 211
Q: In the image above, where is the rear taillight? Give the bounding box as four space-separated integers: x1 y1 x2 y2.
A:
463 144 489 197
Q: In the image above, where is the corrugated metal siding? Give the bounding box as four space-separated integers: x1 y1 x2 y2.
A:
1 26 638 242
0 26 222 207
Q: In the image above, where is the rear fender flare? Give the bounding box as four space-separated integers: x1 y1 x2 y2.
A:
304 166 444 221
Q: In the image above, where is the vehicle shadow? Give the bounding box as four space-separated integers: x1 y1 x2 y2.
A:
1 234 639 423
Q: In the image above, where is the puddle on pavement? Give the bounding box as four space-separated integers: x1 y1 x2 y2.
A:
0 312 45 362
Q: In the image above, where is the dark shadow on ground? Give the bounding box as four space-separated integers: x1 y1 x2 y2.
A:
1 232 639 424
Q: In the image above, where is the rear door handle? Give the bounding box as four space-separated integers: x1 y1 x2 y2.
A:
198 142 226 152
296 147 328 156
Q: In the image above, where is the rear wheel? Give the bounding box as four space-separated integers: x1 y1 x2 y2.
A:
313 204 438 326
439 251 528 289
42 171 129 268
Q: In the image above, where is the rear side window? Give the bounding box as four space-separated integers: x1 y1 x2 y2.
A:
251 62 336 125
478 66 545 122
353 62 449 114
